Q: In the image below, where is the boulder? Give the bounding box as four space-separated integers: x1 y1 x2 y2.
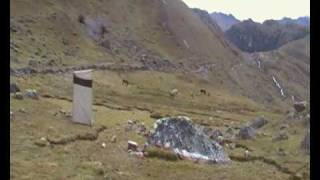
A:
249 116 268 129
238 126 256 140
293 101 307 113
147 116 230 163
10 83 20 93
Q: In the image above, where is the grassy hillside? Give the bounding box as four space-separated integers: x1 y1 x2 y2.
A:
10 0 310 179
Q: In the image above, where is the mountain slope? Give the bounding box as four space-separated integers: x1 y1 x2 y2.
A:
210 12 240 31
10 1 310 179
10 0 310 110
278 16 310 27
253 35 310 102
225 19 309 52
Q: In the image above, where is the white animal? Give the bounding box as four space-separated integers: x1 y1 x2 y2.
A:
244 150 250 160
170 89 179 97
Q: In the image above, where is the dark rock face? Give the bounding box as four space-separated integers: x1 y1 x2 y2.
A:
301 131 310 154
249 117 269 129
10 83 20 93
225 20 309 52
147 116 230 163
238 126 256 140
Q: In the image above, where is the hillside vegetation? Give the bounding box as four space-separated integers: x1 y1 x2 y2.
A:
10 0 310 179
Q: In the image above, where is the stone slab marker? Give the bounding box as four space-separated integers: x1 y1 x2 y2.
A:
72 69 93 126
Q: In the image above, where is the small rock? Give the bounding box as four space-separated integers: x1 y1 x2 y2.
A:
128 120 134 124
272 131 289 142
249 116 268 129
13 92 23 100
128 140 138 152
150 112 163 119
278 148 286 156
59 109 66 114
10 83 20 93
25 89 39 100
301 131 310 154
110 135 117 143
18 108 26 113
229 143 236 149
101 142 106 148
290 173 303 180
225 127 234 135
35 137 49 147
280 124 289 130
238 126 256 140
293 101 307 113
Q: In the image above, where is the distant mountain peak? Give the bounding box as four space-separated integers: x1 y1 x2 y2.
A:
272 16 310 27
210 12 240 31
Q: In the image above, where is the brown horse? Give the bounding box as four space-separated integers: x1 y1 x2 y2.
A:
200 89 207 95
122 79 129 86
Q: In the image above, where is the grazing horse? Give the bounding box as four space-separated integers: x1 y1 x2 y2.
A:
122 79 129 86
200 89 207 95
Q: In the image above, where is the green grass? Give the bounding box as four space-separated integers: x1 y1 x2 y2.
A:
10 69 309 180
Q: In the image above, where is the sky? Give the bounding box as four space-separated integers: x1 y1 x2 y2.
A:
182 0 310 23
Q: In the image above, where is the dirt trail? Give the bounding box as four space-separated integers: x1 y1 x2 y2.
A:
11 63 147 77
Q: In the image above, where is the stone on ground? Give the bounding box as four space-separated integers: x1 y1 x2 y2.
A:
238 126 256 140
249 116 269 129
147 116 230 163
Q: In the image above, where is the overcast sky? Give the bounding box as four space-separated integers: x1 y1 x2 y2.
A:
182 0 310 23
